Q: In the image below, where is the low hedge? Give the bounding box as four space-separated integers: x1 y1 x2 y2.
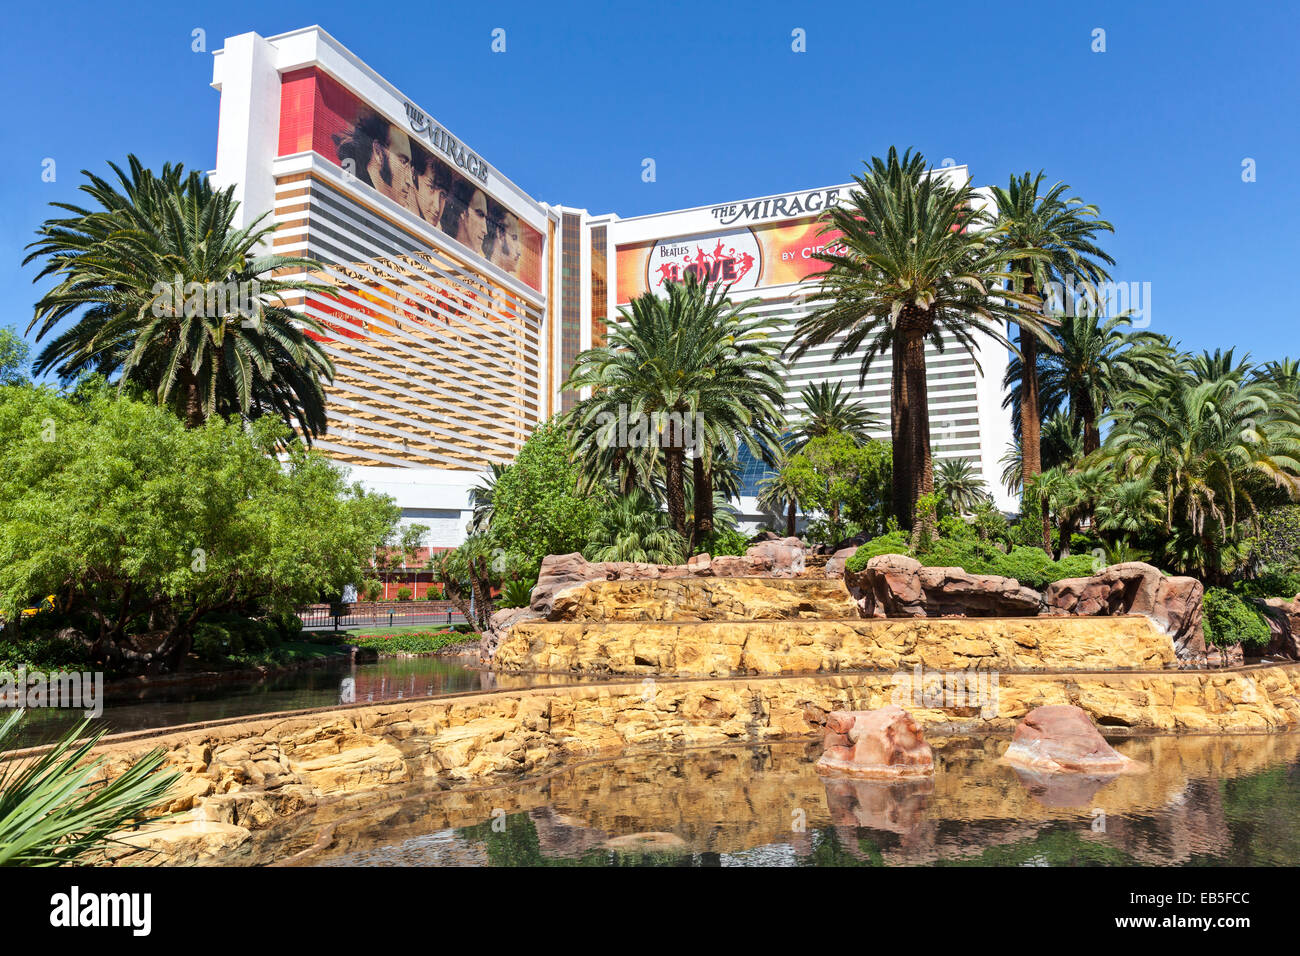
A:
844 534 1099 590
351 630 479 654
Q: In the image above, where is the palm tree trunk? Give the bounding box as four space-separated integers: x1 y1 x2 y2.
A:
1019 326 1042 479
894 324 934 529
786 499 796 538
692 455 713 549
663 423 687 538
181 370 205 428
1078 392 1101 455
1018 273 1042 483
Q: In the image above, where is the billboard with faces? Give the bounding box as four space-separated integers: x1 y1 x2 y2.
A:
278 67 543 292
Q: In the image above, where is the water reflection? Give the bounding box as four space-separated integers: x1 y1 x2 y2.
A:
2 656 590 749
251 733 1300 868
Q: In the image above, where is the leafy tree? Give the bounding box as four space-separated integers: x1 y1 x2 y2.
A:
791 148 1044 528
488 420 604 569
778 432 892 544
0 328 29 386
990 172 1115 479
0 386 398 671
24 156 333 438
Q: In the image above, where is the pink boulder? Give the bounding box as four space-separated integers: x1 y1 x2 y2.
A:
816 705 934 778
1002 705 1141 774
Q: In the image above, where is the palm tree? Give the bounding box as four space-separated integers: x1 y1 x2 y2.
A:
468 462 510 533
585 489 686 564
935 457 988 515
1099 371 1300 579
1003 309 1173 455
788 380 880 453
791 148 1046 528
1000 411 1085 496
757 457 802 538
24 156 333 438
565 274 786 540
991 172 1115 481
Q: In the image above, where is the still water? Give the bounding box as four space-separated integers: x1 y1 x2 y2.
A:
243 735 1300 867
3 657 585 749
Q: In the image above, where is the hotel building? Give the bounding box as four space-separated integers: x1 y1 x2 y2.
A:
211 26 1017 545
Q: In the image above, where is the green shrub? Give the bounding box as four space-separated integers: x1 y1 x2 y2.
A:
265 610 303 642
395 587 413 601
424 588 441 600
352 630 478 654
1202 587 1270 650
191 614 278 661
1233 569 1300 601
844 531 911 573
361 578 382 602
705 528 750 557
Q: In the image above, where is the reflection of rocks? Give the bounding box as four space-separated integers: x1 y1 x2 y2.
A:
215 733 1300 868
1003 705 1141 775
1010 767 1122 808
822 776 935 840
602 832 688 852
817 706 934 778
529 807 609 858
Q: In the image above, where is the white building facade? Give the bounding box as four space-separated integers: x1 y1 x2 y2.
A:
210 26 1017 546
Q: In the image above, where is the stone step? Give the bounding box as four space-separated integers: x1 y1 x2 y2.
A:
494 615 1179 677
547 577 860 623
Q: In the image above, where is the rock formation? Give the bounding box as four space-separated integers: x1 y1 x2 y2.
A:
1044 562 1205 659
1001 705 1142 774
815 705 935 778
1256 595 1300 660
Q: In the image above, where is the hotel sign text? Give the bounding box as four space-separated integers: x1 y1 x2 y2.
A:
403 102 490 184
709 188 844 226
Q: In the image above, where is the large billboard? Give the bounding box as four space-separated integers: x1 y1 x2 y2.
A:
615 215 846 302
278 67 544 292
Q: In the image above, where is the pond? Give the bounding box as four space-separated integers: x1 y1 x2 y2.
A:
240 733 1300 867
1 656 587 749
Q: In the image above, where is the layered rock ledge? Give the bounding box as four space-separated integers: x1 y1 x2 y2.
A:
493 614 1180 677
51 660 1300 865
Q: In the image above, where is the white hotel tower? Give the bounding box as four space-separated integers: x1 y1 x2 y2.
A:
211 26 1017 546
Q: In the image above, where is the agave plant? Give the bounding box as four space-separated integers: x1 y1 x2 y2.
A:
0 709 179 866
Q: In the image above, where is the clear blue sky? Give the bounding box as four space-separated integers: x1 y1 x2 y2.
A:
2 0 1296 365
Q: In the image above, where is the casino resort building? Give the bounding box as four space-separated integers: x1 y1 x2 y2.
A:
211 26 1017 546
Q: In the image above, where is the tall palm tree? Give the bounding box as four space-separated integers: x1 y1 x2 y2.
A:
991 172 1115 482
24 155 333 438
565 274 786 539
935 457 988 515
791 147 1046 528
788 380 880 453
1099 371 1300 579
1003 309 1172 455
